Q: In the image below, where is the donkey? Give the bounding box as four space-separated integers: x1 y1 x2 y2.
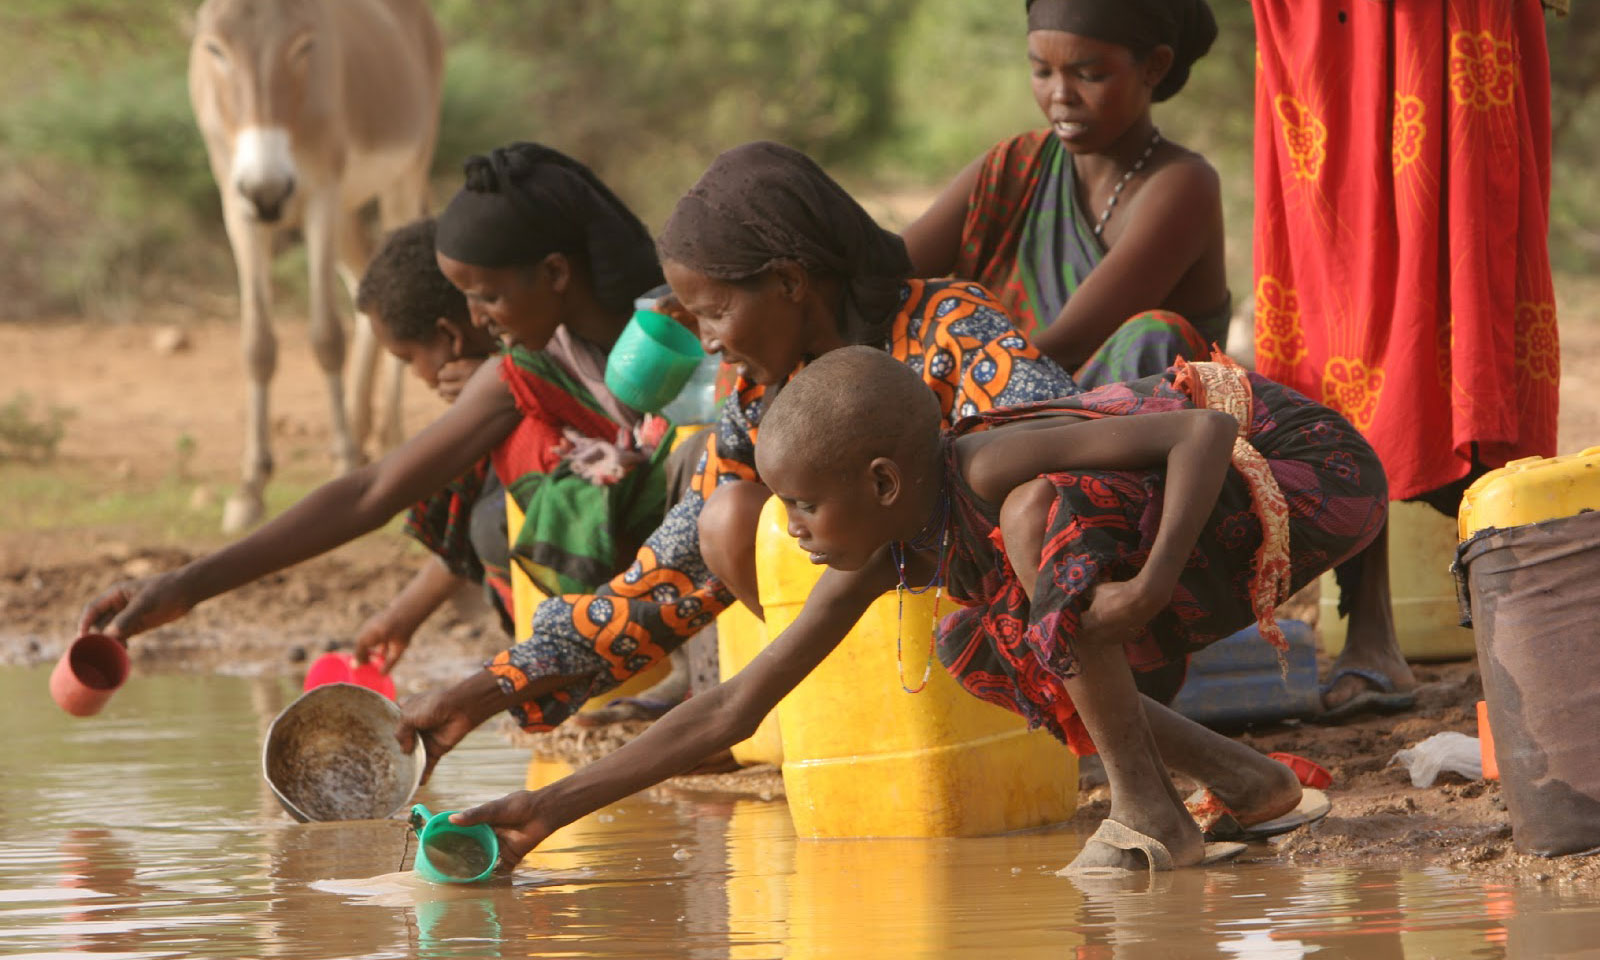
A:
188 0 444 531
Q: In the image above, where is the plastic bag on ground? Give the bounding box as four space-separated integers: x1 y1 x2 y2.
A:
1390 731 1483 787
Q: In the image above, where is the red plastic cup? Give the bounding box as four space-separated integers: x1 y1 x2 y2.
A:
1268 751 1333 790
50 634 131 717
302 652 397 701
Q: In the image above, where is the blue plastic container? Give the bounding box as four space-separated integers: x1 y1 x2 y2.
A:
1169 619 1321 729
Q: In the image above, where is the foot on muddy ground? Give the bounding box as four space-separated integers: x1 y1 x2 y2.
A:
1319 656 1417 723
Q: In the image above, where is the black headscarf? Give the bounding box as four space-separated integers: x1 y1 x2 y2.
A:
435 142 664 316
656 141 913 344
1025 0 1216 102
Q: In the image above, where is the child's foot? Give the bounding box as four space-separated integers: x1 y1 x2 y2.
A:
1067 805 1205 872
1200 753 1304 829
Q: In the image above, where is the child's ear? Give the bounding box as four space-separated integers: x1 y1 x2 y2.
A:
436 317 466 357
868 457 902 506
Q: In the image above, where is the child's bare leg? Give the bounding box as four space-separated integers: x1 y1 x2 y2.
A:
698 480 771 619
1062 647 1205 870
1141 695 1303 825
1324 520 1415 712
1000 481 1200 871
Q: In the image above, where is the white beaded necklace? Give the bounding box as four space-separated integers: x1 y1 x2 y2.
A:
1089 128 1162 238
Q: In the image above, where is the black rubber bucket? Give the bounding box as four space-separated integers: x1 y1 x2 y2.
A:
1456 509 1600 857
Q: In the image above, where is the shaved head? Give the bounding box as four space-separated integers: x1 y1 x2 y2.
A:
759 345 942 481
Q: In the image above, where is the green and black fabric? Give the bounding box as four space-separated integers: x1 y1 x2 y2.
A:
495 344 671 598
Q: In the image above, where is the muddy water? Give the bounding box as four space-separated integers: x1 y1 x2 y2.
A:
2 667 1598 960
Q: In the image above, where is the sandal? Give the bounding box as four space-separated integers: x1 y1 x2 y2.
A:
1059 818 1247 877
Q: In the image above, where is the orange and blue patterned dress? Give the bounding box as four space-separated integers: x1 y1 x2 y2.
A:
939 361 1388 756
489 278 1078 730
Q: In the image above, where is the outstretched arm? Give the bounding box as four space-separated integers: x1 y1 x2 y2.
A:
449 557 894 869
78 362 521 640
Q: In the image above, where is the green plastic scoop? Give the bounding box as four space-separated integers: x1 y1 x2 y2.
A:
408 803 499 884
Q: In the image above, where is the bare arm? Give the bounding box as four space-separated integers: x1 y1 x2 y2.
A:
1033 159 1223 370
79 361 521 639
354 557 466 672
449 556 896 868
965 408 1239 597
900 153 985 279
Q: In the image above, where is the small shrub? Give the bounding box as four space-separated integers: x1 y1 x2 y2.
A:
0 393 73 462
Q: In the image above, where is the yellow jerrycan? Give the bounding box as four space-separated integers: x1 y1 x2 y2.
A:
753 497 1077 838
1319 499 1474 661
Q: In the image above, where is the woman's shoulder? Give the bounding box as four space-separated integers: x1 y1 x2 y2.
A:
1144 141 1221 199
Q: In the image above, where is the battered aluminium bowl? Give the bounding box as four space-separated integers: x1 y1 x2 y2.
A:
262 683 424 822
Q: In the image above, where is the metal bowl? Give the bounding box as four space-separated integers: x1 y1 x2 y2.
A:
262 682 423 822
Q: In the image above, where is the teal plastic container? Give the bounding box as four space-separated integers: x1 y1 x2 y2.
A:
408 803 499 884
604 308 704 413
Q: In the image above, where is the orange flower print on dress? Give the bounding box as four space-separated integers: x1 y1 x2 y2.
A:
1322 357 1386 431
1392 94 1426 173
1449 30 1516 111
1514 301 1559 383
1254 275 1307 367
1275 95 1327 181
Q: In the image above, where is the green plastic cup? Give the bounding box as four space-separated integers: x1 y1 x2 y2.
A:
409 803 499 884
604 308 704 413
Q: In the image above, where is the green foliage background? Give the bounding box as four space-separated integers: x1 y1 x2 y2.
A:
0 0 1593 319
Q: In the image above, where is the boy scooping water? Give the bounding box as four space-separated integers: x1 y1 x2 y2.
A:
449 345 1386 873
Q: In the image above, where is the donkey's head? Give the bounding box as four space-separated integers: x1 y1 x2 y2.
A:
191 0 328 223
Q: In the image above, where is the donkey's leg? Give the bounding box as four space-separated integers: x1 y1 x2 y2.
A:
304 187 361 475
336 207 381 459
221 198 276 534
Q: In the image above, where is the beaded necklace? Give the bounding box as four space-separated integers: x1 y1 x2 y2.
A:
1089 127 1162 239
887 487 951 694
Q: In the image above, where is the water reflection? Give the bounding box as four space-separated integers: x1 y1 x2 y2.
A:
1 666 1598 959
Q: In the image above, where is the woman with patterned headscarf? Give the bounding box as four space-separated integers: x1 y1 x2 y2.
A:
78 143 678 673
905 0 1226 385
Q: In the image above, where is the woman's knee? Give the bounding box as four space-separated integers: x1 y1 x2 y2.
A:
698 481 771 581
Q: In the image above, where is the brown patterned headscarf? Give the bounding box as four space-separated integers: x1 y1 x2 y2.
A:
656 141 913 345
1025 0 1217 102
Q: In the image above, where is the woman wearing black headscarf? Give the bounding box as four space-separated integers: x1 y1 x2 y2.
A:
904 0 1229 382
391 142 1081 779
78 145 679 683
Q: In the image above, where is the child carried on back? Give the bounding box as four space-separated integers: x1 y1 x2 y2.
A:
453 344 1388 875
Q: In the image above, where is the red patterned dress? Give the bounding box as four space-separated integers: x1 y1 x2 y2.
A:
938 362 1388 756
